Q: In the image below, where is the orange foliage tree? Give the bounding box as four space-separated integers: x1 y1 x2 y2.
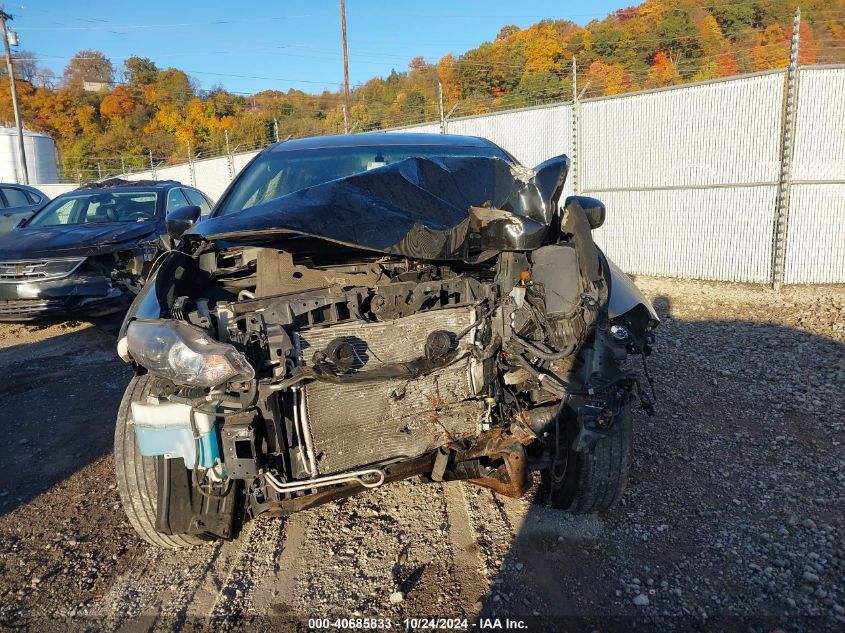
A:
645 51 681 88
753 24 790 70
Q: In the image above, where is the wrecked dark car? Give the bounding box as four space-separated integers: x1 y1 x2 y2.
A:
113 133 658 548
0 179 213 320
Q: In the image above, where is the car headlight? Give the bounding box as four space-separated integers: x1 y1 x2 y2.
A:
126 319 254 387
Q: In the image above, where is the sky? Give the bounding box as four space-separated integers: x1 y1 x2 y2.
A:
9 0 628 95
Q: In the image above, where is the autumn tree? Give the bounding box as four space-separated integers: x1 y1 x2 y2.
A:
145 68 196 108
497 25 520 40
100 86 135 120
692 14 736 80
437 54 462 107
3 0 843 178
752 23 790 70
63 50 114 90
645 50 681 88
587 60 631 96
521 21 567 74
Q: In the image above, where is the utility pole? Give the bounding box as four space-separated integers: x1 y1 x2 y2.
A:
0 6 28 184
273 118 280 143
339 0 350 134
437 80 446 134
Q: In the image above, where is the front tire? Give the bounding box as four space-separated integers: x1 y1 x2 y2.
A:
541 403 632 514
114 374 211 549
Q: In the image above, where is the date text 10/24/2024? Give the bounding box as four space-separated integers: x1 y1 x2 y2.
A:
307 617 529 630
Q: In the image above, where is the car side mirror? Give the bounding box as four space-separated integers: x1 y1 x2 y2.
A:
563 195 606 230
165 205 201 240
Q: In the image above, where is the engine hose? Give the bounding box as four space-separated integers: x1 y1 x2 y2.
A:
455 297 506 342
511 335 576 361
472 334 502 361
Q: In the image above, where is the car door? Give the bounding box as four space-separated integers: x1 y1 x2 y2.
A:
0 186 42 234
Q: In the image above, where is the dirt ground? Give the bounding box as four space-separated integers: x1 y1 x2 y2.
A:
0 277 843 632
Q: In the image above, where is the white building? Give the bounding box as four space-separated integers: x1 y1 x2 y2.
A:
0 126 60 184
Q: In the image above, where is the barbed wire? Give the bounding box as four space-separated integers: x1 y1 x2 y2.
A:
40 8 844 184
57 57 842 184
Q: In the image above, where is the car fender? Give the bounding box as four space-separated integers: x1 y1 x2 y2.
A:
602 252 659 326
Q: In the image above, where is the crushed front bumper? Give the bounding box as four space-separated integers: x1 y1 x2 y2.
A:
0 274 129 321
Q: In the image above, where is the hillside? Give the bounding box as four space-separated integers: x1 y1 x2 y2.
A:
1 0 842 179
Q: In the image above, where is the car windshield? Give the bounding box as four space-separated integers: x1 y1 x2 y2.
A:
27 190 158 227
216 143 513 217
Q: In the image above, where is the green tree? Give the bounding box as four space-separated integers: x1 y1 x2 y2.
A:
124 56 158 86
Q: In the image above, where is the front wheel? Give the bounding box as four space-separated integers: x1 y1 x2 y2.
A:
114 374 213 549
540 403 633 514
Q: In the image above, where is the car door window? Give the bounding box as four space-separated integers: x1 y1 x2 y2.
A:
183 188 211 217
24 190 42 205
166 188 190 213
37 198 78 225
1 187 30 208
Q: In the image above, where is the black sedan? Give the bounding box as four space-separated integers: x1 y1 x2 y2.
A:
0 178 212 320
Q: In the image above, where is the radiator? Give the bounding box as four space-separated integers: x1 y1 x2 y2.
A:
298 307 484 474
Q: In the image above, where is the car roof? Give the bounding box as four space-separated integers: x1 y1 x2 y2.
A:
0 183 48 194
269 132 501 153
71 178 188 194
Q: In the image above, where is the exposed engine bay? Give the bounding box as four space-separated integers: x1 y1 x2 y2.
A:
116 151 658 542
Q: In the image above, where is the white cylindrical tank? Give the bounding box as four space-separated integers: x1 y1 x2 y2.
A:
0 126 59 184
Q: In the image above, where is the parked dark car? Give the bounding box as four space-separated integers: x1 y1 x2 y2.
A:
0 183 48 233
113 133 658 548
0 178 213 321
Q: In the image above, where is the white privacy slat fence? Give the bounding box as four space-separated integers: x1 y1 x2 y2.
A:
43 65 843 285
386 67 844 285
581 72 784 189
590 187 779 283
581 71 785 283
784 67 845 284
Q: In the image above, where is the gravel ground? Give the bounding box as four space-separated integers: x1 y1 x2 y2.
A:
0 277 843 632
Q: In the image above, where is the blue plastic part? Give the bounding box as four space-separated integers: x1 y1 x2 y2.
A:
134 421 220 469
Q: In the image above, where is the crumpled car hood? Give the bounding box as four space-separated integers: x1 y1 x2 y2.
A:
188 155 569 261
0 222 158 259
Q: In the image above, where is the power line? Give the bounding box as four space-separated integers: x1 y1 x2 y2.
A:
14 13 333 32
